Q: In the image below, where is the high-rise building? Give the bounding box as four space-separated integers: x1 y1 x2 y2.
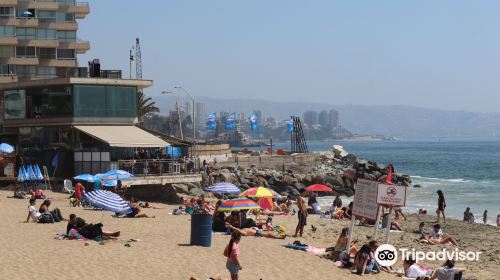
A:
195 102 206 125
0 1 90 83
252 110 262 122
303 110 318 125
329 109 340 128
318 110 328 126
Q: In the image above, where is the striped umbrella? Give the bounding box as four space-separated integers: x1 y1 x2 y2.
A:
204 182 241 195
239 186 273 198
218 198 260 212
83 190 132 214
305 184 332 192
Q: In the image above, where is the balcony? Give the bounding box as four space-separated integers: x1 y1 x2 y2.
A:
16 17 39 27
0 36 17 45
38 58 77 67
17 39 59 48
0 0 18 6
59 2 89 18
38 21 77 31
0 57 39 65
0 18 16 25
18 1 58 10
0 74 18 83
59 39 89 53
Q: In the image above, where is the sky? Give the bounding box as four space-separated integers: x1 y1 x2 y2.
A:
79 0 500 112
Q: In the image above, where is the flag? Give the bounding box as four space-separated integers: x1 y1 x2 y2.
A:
225 112 236 129
206 112 217 129
248 114 258 131
287 117 294 133
386 165 393 185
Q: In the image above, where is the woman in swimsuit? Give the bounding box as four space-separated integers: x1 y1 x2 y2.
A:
225 223 285 239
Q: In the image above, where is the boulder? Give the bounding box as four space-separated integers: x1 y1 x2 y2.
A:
171 184 190 195
189 188 204 196
217 172 237 184
283 175 296 186
342 153 358 165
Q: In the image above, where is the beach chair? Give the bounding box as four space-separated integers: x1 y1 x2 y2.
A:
62 179 74 194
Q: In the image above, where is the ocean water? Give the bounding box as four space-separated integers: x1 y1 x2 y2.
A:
275 140 500 224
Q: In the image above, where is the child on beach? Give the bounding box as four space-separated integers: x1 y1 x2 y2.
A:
26 198 41 222
415 222 426 235
66 214 77 235
353 244 379 275
224 232 242 280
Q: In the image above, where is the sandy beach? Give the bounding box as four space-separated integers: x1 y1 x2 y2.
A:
1 190 497 280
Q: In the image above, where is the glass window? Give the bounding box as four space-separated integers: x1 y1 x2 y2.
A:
0 64 16 75
16 46 36 58
36 67 56 77
0 46 14 58
57 30 76 42
0 26 15 37
73 85 106 117
16 66 36 78
37 10 57 23
36 29 57 39
56 12 74 23
105 86 137 117
27 86 72 118
57 49 74 59
38 48 56 59
0 8 14 19
4 90 26 120
16 28 36 40
57 0 76 6
16 9 35 19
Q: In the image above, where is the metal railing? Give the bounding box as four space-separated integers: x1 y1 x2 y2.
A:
118 159 197 177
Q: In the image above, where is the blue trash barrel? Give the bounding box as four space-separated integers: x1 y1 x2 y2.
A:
190 214 212 247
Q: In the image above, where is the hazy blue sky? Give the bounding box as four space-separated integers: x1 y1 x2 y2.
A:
80 1 500 112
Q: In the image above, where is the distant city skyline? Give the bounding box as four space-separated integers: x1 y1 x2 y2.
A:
81 1 500 113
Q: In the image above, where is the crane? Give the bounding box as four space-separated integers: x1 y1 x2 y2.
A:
135 38 142 80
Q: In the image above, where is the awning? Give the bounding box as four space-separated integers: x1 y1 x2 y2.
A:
74 126 170 148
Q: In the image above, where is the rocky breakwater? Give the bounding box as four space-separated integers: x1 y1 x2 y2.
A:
200 145 412 199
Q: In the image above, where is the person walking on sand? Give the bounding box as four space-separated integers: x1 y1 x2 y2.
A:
436 190 446 223
294 188 308 237
483 210 488 225
224 232 242 280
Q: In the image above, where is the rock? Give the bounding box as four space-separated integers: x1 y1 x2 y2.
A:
413 184 422 188
370 171 383 180
344 188 354 197
301 175 313 185
287 186 300 196
283 175 296 186
342 153 358 165
217 172 237 184
171 184 190 195
332 145 349 158
294 182 305 190
189 188 204 196
239 177 250 184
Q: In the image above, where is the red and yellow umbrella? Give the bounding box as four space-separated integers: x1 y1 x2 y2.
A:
258 197 274 210
239 186 273 198
305 184 332 192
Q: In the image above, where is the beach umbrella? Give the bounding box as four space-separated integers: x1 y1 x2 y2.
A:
22 10 32 16
83 190 132 214
25 165 36 181
0 143 14 154
101 169 134 180
218 198 260 212
103 179 118 187
73 174 96 182
204 182 241 195
305 184 332 192
17 166 26 182
258 197 274 210
34 165 44 181
239 186 273 198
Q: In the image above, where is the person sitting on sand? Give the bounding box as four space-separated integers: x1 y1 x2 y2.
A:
75 217 120 240
127 199 155 218
463 207 474 223
353 244 380 275
404 256 432 279
326 227 358 262
430 259 464 280
381 213 402 231
225 223 286 239
39 199 64 223
140 202 161 209
226 211 242 228
422 224 458 246
394 206 407 221
67 214 77 235
212 201 226 232
26 197 41 223
415 222 426 235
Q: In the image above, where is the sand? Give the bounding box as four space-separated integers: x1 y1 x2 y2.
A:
0 190 497 280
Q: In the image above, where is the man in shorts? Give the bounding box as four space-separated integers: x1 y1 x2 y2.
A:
294 188 308 237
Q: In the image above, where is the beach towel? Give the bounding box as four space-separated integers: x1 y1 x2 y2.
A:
282 244 309 250
54 230 87 241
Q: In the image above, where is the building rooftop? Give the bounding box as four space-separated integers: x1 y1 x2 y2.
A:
0 77 153 91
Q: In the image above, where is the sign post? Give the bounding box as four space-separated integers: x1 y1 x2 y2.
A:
373 205 383 239
377 183 407 244
385 207 393 244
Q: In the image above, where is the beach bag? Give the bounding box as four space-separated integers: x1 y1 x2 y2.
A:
38 213 54 224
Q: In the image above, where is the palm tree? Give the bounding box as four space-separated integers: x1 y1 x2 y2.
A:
137 91 159 121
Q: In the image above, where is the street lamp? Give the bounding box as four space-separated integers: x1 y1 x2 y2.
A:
173 86 197 160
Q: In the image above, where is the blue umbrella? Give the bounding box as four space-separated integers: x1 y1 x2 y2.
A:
83 190 132 214
0 143 14 154
73 174 96 182
102 169 134 180
22 10 32 16
34 165 44 181
103 179 118 187
204 182 241 195
17 166 25 182
26 165 36 181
